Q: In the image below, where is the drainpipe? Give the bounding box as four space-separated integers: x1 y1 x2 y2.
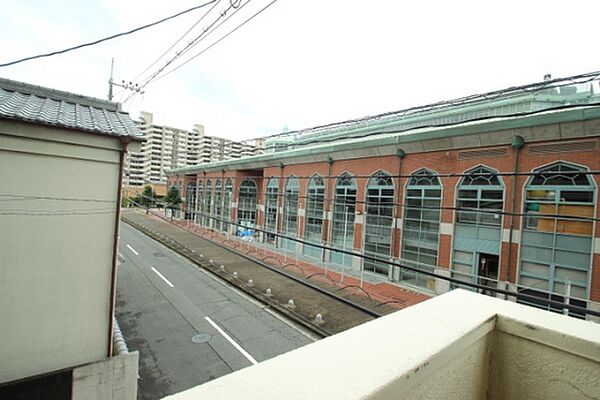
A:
108 137 130 357
505 135 525 293
393 149 406 280
277 162 284 247
323 157 334 262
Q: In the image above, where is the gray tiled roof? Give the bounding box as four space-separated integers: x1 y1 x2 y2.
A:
0 78 142 140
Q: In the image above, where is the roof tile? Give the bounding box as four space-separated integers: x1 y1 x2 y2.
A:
0 79 142 140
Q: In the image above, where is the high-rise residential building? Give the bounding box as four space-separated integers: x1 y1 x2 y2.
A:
124 112 263 186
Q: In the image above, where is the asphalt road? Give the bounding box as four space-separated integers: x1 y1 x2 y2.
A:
116 223 314 400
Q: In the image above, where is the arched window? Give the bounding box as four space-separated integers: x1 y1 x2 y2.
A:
456 166 504 226
214 179 223 231
185 182 196 220
364 171 395 275
303 175 325 258
452 166 504 292
196 180 203 224
331 173 357 268
223 179 232 232
264 177 279 244
401 169 441 290
519 162 595 317
204 179 212 227
282 177 299 251
237 179 258 230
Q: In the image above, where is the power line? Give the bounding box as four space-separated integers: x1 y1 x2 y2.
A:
130 189 600 223
167 168 600 181
236 71 600 144
0 193 116 203
132 0 225 82
123 0 247 103
0 210 115 216
0 1 219 68
123 197 600 318
153 0 280 83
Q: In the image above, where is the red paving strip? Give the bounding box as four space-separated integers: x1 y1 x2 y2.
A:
148 212 431 310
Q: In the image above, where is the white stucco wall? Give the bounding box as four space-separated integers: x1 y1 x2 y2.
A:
489 330 600 400
164 290 600 400
0 121 124 383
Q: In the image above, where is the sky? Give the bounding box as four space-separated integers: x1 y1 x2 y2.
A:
1 0 599 141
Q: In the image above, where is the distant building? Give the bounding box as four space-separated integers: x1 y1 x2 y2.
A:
168 73 600 322
0 78 141 399
124 111 264 186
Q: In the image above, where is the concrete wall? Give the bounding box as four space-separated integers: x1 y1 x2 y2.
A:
0 120 123 383
72 352 138 400
489 324 600 400
163 290 600 400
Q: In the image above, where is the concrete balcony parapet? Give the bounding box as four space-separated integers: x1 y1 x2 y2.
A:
163 290 600 400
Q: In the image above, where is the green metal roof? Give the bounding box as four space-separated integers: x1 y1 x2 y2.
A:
168 104 600 176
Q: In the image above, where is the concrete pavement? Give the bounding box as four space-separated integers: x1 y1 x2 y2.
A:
116 223 313 400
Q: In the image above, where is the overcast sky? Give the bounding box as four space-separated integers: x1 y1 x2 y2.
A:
1 0 598 140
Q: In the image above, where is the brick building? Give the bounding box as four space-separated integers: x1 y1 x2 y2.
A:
167 73 600 320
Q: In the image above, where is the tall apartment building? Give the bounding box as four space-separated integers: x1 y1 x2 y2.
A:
124 112 263 186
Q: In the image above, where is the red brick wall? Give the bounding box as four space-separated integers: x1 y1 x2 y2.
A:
171 136 600 302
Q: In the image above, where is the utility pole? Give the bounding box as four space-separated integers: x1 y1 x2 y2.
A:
107 58 144 102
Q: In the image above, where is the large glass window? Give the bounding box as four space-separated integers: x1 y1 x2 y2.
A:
452 166 504 290
282 176 299 251
185 182 196 220
303 175 325 258
237 179 258 234
214 179 223 231
196 180 203 224
364 171 395 275
401 169 441 290
331 173 357 268
456 166 504 227
223 179 232 232
519 162 595 318
264 177 279 244
204 179 212 227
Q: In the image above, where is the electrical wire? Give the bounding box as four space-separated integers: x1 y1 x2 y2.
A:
129 190 600 223
0 193 116 203
153 0 280 83
132 0 225 82
123 195 600 318
237 71 600 144
166 168 600 181
0 1 219 68
0 210 115 216
123 0 245 103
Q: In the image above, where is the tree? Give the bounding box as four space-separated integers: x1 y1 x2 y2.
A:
164 185 182 220
137 185 154 208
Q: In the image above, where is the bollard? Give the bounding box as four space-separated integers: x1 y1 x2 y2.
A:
314 313 324 324
200 254 204 258
220 265 225 272
287 299 295 309
265 288 273 297
233 271 238 279
247 279 254 287
209 259 214 264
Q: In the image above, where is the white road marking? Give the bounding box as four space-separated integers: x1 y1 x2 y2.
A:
126 244 139 256
204 316 258 365
151 267 174 288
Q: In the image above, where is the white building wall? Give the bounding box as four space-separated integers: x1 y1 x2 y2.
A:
0 121 124 384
